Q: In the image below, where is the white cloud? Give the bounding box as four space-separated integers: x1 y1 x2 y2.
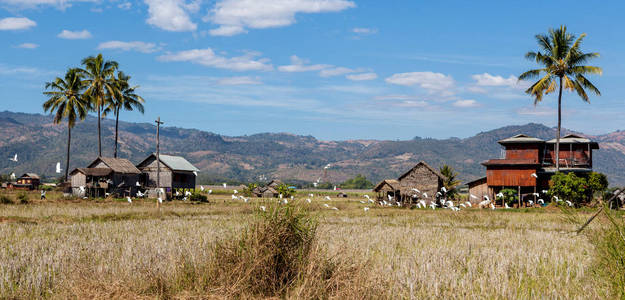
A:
97 41 160 53
117 1 131 9
0 17 36 30
352 27 377 35
144 0 198 32
206 0 355 36
278 55 330 72
0 0 95 9
217 76 261 85
57 29 92 39
385 71 455 92
472 73 518 87
453 99 479 108
158 48 272 71
517 106 556 116
16 43 38 49
346 72 377 81
319 67 354 77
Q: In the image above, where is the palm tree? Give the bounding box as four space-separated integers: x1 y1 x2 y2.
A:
80 53 119 157
439 164 460 199
519 25 602 170
104 71 145 158
43 68 89 181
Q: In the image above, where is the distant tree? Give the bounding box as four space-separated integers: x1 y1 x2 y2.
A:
243 183 258 197
79 54 119 157
316 182 334 190
43 68 89 181
103 71 144 158
340 174 374 189
439 164 460 199
276 183 296 198
519 25 601 171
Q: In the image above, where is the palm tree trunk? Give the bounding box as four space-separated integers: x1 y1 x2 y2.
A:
114 106 119 158
556 76 563 171
97 99 102 157
65 126 71 182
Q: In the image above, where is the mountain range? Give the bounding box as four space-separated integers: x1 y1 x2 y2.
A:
1 111 624 186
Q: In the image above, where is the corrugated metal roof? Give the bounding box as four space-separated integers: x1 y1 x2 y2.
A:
20 173 40 179
71 168 113 176
158 154 200 172
498 134 545 144
546 134 593 144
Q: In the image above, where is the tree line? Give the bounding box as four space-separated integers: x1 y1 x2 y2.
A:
42 54 144 181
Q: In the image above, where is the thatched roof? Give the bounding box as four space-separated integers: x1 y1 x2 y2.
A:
397 161 445 181
88 157 140 174
373 179 400 192
267 180 283 188
71 168 113 176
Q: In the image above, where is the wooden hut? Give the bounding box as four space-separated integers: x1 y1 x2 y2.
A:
466 177 487 205
136 154 199 196
11 173 40 190
373 179 401 202
70 157 141 197
252 186 280 198
373 161 445 204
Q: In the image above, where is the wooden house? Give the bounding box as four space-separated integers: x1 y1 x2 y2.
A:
70 157 141 198
466 177 487 204
374 161 445 203
136 154 199 196
10 173 40 190
478 134 599 206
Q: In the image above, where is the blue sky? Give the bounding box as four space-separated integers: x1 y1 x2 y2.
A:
1 0 624 140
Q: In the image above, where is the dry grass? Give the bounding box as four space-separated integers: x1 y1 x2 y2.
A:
0 190 611 299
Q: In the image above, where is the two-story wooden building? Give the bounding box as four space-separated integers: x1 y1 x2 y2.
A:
136 154 199 197
471 134 599 206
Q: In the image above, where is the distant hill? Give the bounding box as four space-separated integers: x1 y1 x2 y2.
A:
1 111 624 186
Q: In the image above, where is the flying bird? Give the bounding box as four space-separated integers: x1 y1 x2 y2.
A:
531 173 538 178
441 187 447 193
200 186 205 191
9 154 17 162
496 192 504 198
55 162 62 174
127 196 132 203
222 183 227 188
9 173 15 181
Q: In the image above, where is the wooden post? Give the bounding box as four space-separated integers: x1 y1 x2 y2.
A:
518 186 521 208
155 117 164 209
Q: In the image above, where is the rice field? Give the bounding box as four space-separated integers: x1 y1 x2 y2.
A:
0 190 612 299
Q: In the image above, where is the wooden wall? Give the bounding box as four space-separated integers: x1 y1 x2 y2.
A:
504 144 540 162
71 173 86 188
486 167 537 187
468 178 488 204
138 156 173 188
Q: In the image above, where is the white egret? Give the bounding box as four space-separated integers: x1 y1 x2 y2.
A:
126 196 132 203
441 187 447 193
532 193 540 197
483 195 490 202
496 192 504 198
233 190 238 194
222 183 227 188
416 203 422 209
505 202 511 209
231 195 238 200
136 181 141 187
260 206 266 212
55 162 62 174
364 207 369 212
279 194 283 199
419 200 427 207
422 193 428 198
185 191 192 197
208 190 212 194
137 191 145 198
412 188 421 193
460 203 466 208
175 190 180 197
490 203 496 210
306 198 312 203
332 207 338 210
470 194 478 200
465 201 472 207
157 197 163 204
531 173 538 178
309 193 314 197
200 186 205 191
282 199 288 205
9 154 17 162
528 200 534 206
565 200 573 207
323 203 330 208
537 199 544 205
359 200 365 204
364 195 371 200
478 199 491 208
324 196 331 201
9 173 15 181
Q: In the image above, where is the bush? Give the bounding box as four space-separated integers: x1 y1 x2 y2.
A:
242 183 258 197
499 188 518 206
550 172 589 205
339 174 374 189
189 192 207 202
17 192 29 205
0 194 12 204
276 183 296 198
205 203 316 297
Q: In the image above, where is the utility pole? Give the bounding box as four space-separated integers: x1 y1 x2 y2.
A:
155 117 164 208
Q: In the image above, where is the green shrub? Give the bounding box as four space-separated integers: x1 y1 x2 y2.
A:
499 188 519 206
339 174 374 189
190 192 207 202
17 192 28 205
0 194 12 204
